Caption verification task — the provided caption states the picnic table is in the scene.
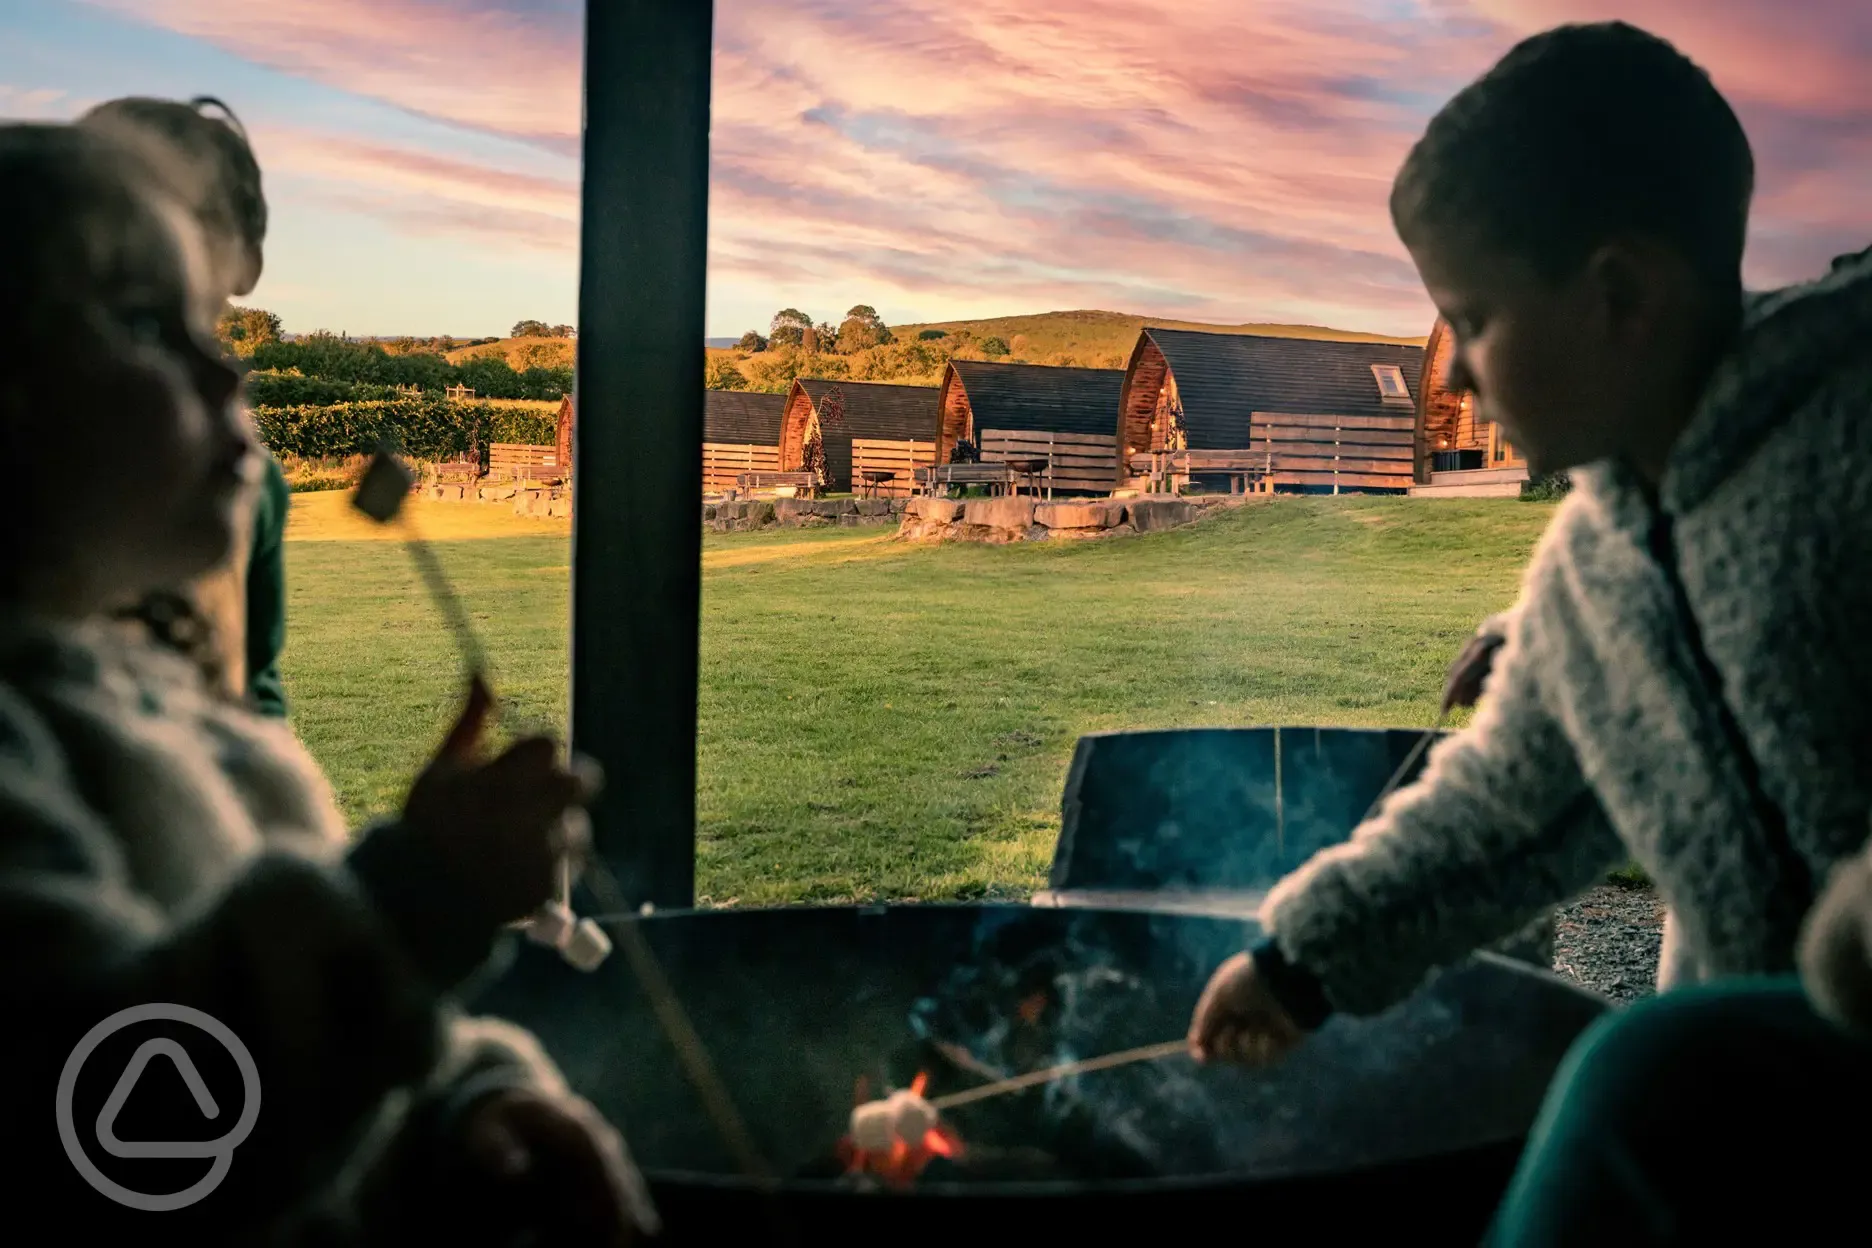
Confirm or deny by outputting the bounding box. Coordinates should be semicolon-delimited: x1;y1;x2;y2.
915;459;1050;499
735;470;816;497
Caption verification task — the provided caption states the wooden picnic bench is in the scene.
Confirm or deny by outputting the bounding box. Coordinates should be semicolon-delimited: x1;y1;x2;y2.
433;458;482;486
914;460;1048;498
735;470;816;497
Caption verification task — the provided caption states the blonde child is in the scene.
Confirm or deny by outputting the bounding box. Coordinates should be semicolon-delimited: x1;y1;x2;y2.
0;122;652;1245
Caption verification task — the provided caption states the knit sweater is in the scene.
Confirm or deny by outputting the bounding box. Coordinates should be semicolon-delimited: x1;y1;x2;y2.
0;614;605;1242
1259;244;1872;1017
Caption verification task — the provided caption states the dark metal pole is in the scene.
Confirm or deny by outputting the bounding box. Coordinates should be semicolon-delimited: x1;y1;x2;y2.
571;0;713;910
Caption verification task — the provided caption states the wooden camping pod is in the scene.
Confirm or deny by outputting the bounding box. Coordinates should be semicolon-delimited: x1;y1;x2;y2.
1114;328;1427;494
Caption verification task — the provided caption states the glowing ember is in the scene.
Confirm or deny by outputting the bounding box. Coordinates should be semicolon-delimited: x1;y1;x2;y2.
837;1071;966;1187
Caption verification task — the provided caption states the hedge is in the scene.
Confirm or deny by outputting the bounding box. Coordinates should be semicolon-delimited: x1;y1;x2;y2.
245;373;415;408
247;338;572;400
251;398;555;461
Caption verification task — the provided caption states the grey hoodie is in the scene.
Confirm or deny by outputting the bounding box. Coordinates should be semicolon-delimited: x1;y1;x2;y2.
1260;244;1872;1016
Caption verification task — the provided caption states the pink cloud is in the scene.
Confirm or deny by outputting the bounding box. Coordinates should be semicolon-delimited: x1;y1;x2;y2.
84;0;1870;332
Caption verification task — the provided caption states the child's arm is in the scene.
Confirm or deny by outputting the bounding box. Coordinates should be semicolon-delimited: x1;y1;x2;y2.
1257;607;1627;1017
0;687;551;1234
244;450;290;718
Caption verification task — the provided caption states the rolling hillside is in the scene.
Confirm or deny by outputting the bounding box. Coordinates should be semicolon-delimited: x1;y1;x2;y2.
451;310;1426;393
890;309;1426;363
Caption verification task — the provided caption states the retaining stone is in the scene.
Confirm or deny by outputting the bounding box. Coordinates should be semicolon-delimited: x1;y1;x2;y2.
1127;500;1200;532
908;498;964;523
962;498;1036;531
1035;501;1120;529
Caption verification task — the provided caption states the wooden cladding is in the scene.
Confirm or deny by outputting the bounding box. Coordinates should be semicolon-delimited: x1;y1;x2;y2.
702;441;780;493
979;428;1120;495
851;438;935;497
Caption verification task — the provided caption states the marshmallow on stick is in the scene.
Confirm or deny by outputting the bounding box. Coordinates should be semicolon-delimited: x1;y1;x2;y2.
849;1089;939;1150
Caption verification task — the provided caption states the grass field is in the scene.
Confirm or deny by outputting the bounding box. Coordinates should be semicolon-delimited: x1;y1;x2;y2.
282;491;1552;905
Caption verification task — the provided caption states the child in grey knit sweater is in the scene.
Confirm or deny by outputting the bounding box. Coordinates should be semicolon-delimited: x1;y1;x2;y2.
1191;22;1872;1064
0;121;652;1245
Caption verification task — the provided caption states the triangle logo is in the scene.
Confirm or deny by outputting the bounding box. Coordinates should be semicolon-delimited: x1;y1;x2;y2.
94;1039;224;1160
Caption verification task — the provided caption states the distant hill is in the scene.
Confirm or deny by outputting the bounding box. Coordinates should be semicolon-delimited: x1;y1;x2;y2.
889;310;1425;367
701;308;1428;393
447;337;576;370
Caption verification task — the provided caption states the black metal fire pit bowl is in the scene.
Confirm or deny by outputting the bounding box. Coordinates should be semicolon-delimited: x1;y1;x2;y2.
470;903;1608;1244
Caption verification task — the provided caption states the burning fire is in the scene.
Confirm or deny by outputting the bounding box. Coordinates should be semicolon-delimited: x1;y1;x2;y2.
837;1072;965;1186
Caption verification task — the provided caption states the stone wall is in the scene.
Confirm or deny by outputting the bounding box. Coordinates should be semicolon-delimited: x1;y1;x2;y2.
427;480;570;518
704;497;908;533
898;495;1244;543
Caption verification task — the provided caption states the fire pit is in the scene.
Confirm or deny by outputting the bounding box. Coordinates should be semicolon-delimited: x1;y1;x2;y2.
472;903;1606;1242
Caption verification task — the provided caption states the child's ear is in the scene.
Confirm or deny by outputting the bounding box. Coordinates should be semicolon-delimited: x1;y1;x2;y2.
1585;237;1672;345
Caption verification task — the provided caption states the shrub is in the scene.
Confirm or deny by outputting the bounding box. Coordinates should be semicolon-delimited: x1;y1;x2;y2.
1521;470;1572;501
918;328;948;340
252;398;555;462
248;334;572;399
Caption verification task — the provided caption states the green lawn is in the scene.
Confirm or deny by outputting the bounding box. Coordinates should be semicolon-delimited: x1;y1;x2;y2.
282;492;1555;906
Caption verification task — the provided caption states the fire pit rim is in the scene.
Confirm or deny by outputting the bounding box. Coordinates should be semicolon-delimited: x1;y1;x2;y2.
560;903;1608;1194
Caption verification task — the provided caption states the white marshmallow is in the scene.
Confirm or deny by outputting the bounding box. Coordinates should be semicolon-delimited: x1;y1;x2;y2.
849;1100;895;1152
526;901;577;949
562;917;613;972
888;1091;937;1141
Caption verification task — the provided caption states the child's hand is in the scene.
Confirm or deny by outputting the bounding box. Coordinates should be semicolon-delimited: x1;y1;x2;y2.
455;1088;657;1247
1443;630;1506;713
1798;844;1872;1037
1187;952;1307;1067
403;677;599;929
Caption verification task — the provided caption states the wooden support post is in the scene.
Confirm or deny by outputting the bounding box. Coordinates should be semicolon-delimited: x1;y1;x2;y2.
569;0;712;910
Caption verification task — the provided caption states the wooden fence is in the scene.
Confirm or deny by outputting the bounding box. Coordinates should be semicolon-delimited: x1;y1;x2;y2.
979;429;1120;495
488;442;568;483
702;442;780;493
1248;412;1414;491
852;438;935;497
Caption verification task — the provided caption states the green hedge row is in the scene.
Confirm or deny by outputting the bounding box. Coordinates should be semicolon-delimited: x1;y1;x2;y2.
245;373;416;408
247;337;572;399
252;399;556;461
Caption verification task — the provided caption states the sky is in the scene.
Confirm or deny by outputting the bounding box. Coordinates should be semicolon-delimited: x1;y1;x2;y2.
2;1;1865;340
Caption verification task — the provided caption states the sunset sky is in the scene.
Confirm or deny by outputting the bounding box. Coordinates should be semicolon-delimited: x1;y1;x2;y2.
3;1;1865;340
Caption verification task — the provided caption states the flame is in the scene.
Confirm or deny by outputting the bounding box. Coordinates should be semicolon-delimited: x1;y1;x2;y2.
837;1071;965;1187
1016;992;1048;1025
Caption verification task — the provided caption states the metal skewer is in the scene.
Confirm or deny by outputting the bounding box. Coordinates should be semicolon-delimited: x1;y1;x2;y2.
927;1039;1191;1111
350;449;781;1202
1355;705;1450;830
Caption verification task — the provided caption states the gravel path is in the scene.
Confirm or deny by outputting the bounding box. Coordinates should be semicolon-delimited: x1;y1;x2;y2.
1551;884;1667;1003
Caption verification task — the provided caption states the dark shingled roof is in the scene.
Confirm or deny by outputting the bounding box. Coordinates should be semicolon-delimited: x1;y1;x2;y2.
947;361;1125;438
797;378;937;442
704;389;786;445
1144;329;1426;447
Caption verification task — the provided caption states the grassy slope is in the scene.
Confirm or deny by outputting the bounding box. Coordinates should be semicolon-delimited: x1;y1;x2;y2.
890;309;1426;358
282;491;1549;905
446;338;577;370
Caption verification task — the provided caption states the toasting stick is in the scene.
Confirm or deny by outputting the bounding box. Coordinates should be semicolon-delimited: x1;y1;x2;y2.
351;450;781;1197
351;450;610;970
1356;705;1451;829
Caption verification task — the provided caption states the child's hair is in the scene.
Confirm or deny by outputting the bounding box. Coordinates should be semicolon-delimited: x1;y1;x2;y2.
1390;22;1753;305
78;96;267;298
0;123;228;681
